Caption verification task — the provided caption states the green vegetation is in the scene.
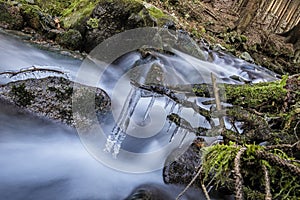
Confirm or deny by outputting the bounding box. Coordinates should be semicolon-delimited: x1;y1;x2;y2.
61;0;98;29
225;77;287;113
86;17;98;29
147;5;165;19
201;143;300;200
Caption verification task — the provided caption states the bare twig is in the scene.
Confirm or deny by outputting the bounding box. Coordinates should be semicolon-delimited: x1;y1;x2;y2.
130;80;212;122
211;73;225;128
262;164;272;200
265;141;300;150
294;121;300;140
176;166;210;200
0;67;65;78
234;147;247;200
167;113;208;135
201;182;211;200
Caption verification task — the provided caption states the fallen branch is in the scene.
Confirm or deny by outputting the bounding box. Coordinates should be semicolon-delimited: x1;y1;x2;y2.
211;73;225;128
0;66;65;78
130;80;212;122
167;113;208;135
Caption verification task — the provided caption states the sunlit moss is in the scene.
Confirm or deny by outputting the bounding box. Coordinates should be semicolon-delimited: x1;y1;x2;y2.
201;143;300;199
61;0;98;29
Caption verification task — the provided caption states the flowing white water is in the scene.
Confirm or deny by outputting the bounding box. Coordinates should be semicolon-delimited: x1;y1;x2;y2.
0;100;162;200
0;29;280;199
0;30;81;84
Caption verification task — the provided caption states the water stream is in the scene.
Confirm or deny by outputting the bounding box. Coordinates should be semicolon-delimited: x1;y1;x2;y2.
0;100;163;200
0;30;279;199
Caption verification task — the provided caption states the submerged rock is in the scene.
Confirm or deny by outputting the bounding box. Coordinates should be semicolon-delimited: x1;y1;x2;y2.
125;183;205;200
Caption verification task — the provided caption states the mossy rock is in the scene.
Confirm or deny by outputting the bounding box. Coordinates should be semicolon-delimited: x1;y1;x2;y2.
80;0;154;52
61;0;98;30
56;29;82;50
0;2;24;30
224;79;287;113
60;0;174;52
20;4;42;30
20;4;56;32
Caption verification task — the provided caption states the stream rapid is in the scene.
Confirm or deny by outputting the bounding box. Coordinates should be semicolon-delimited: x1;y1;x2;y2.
0;30;279;199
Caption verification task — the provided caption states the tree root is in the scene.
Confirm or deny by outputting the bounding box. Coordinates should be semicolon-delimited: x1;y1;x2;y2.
262;164;272;200
256;150;300;177
234;147;247;200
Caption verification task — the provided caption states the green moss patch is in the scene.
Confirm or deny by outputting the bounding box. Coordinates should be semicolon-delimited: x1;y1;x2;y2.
224;78;287;113
61;0;99;29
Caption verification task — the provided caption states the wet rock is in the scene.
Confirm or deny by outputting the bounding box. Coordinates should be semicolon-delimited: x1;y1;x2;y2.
125;183;205;200
56;29;82;50
81;0;155;52
62;0;174;52
20;4;55;32
240;51;254;62
163;138;203;185
0;77;110;126
0;2;24;30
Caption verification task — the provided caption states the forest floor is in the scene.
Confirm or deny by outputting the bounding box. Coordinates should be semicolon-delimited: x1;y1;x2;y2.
146;0;298;75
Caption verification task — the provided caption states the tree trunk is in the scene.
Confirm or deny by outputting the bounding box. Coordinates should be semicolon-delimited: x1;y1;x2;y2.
234;0;263;33
279;22;300;63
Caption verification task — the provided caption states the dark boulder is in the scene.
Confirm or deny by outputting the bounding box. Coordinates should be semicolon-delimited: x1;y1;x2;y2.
56;29;83;50
0;2;24;30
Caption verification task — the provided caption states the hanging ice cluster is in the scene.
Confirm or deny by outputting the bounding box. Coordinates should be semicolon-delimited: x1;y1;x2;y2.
104;87;141;158
103;81;193;158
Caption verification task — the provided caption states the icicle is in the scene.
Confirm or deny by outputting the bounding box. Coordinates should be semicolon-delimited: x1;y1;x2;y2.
166;121;173;133
112;131;127;158
112;88;135;131
193;99;198;117
112;143;121;159
103;134;116;153
106;86;142;158
169;101;176;113
179;130;189;148
176;105;183;115
169;127;179;142
164;97;171;109
142;94;156;122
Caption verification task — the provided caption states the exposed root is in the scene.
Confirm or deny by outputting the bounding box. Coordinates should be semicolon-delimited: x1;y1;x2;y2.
256;150;300;177
234;147;247;200
262;164;272;200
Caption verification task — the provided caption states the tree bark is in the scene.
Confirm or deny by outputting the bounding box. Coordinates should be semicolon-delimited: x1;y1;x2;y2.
234;0;263;33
